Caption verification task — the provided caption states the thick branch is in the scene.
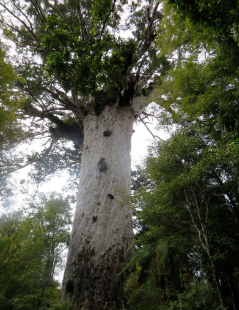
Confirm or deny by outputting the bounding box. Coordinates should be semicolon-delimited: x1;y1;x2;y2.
22;102;84;147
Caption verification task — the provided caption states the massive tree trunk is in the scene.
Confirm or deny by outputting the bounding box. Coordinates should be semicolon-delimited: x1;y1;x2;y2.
62;103;135;310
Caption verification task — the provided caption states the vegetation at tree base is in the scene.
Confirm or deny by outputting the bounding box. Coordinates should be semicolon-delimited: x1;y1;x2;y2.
0;194;72;310
1;0;239;309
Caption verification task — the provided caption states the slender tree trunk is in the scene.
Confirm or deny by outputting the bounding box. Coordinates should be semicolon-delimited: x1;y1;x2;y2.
184;194;225;310
226;272;239;310
208;253;225;310
62;104;135;310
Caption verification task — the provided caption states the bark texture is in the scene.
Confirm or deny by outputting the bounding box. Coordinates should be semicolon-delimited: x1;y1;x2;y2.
62;104;135;310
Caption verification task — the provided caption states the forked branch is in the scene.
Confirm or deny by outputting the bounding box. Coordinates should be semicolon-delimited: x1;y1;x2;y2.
138;115;162;140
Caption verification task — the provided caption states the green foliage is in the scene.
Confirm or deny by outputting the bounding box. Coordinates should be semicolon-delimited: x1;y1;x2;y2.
43;301;72;310
156;2;209;59
169;282;218;310
126;122;239;308
41;14;127;95
168;0;239;38
0;45;15;104
0;296;14;310
0;194;72;309
90;0;112;24
0;42;24;148
157;41;239;135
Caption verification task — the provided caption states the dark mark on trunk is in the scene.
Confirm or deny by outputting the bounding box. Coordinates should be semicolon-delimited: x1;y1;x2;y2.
66;279;74;293
103;130;113;137
108;193;115;199
97;158;108;172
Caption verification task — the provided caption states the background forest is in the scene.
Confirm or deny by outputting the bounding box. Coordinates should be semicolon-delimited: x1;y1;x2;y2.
1;0;239;309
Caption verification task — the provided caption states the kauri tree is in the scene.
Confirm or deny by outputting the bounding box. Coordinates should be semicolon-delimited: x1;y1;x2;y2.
0;1;167;309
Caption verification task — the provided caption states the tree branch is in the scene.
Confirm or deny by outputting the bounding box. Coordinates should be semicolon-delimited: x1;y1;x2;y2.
0;2;42;50
75;0;88;40
133;1;160;64
139;115;163;140
100;0;117;37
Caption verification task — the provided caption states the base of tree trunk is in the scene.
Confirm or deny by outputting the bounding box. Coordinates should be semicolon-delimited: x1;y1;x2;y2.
64;245;132;309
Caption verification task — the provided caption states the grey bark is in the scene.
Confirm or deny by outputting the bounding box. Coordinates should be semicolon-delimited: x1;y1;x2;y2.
62;104;135;310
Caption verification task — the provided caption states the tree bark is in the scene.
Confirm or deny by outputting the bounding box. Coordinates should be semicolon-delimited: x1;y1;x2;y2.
62;104;135;310
208;256;225;310
227;272;239;310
